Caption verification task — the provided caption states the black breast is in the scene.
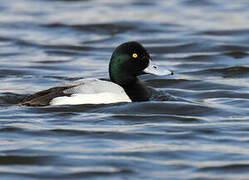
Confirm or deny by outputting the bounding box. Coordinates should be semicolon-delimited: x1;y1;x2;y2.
123;80;151;102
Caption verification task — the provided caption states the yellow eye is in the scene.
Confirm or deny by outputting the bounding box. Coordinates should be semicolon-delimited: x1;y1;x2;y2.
132;53;138;58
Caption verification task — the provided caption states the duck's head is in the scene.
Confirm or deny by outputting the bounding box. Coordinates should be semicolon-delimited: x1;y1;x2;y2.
109;41;173;86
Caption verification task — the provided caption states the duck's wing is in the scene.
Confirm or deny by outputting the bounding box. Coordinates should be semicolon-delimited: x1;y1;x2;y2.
20;79;131;106
19;79;99;106
19;85;75;106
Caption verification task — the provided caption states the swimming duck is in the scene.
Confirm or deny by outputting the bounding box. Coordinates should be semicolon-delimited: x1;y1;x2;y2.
20;41;173;106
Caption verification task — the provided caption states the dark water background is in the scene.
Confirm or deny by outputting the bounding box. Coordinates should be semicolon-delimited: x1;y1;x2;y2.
1;0;249;179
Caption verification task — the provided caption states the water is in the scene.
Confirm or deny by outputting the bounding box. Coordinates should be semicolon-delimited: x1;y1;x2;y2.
1;0;249;179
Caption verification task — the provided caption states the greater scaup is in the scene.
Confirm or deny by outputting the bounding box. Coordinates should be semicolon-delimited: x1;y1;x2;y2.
20;41;173;106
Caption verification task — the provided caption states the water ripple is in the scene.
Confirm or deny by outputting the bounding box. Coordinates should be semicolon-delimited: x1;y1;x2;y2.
1;0;249;179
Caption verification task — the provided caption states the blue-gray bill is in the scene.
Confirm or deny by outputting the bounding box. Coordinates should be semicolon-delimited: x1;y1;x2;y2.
143;60;173;76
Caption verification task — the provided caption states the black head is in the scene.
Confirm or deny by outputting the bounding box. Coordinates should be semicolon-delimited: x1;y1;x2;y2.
109;41;151;86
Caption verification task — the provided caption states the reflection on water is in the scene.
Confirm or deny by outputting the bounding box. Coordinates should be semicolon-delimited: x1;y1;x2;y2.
1;0;249;179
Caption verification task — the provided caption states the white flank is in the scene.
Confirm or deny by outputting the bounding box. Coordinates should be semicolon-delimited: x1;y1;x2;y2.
49;78;131;105
50;92;131;105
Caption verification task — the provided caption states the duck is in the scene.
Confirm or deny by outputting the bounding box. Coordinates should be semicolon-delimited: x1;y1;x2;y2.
20;41;173;106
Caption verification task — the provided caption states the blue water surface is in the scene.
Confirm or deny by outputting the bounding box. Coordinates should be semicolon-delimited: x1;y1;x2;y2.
1;0;249;179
